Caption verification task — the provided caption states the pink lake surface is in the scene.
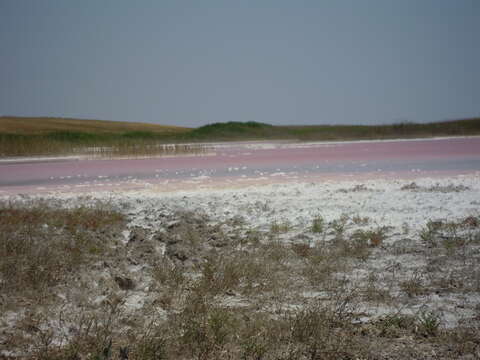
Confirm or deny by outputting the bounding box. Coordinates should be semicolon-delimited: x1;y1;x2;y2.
1;137;479;194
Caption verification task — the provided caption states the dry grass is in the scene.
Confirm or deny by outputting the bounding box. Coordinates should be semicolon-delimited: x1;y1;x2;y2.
2;116;480;158
0;200;125;306
0;134;209;158
0;116;189;135
0;116;200;158
1;199;480;359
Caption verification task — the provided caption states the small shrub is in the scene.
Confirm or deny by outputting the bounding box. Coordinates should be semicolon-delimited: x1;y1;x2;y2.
462;216;479;228
401;182;420;191
363;272;392;303
400;272;426;297
416;309;441;337
377;313;416;337
311;215;325;233
153;258;186;290
329;215;349;239
352;214;370;226
270;219;291;234
287;300;369;359
419;220;442;247
302;249;338;286
351;227;388;248
173;294;237;359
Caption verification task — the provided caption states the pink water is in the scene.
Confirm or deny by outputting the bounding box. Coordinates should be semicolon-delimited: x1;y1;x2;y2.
1;137;479;194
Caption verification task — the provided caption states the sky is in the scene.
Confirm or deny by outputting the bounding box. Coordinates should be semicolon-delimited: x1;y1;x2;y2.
1;0;479;127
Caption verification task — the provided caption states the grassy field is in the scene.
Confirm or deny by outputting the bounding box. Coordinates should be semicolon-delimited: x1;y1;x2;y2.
1;116;479;157
0;117;200;158
0;116;189;135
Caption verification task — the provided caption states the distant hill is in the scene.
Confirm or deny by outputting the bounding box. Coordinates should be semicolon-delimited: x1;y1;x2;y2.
187;121;277;140
1;115;479;142
185;118;480;141
0;116;190;135
1;116;479;157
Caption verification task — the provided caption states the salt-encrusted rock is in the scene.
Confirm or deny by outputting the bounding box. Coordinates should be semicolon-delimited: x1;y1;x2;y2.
128;227;147;244
165;243;190;262
114;275;135;290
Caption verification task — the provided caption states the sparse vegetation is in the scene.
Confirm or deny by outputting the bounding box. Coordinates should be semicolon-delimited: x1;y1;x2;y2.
0;131;209;158
1;116;480;157
400;272;427;297
0;200;125;303
417;309;442;337
401;182;471;193
269;219;291;234
1;193;479;359
351;226;389;247
311;215;325;234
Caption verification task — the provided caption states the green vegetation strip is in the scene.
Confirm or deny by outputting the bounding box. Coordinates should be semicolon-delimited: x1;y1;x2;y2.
1;118;479;157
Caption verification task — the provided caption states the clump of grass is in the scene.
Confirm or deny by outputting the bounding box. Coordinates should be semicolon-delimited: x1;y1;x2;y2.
0;200;125;304
329;214;349;239
311;215;325;234
462;215;479;228
301;245;342;286
376;313;417;338
419;220;443;247
153;258;186;290
352;214;370;226
287;298;369;359
12;290;127;360
363;272;392;303
337;184;371;193
167;291;239;359
194;249;276;296
373;310;442;339
400;272;427;297
416;309;442;337
351;227;388;248
269;219;291;234
401;182;421;191
401;182;470;193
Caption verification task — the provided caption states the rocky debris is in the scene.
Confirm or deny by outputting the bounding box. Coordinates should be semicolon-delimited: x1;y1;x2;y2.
152;230;166;242
154;211;234;265
463;216;479;228
128;227;148;244
211;238;229;248
165;243;191;262
401;182;471;193
401;182;421;191
428;184;470;193
122;211;233;267
291;233;313;242
114;275;135;290
166;220;180;230
337;184;374;193
129;242;157;262
209;232;229;248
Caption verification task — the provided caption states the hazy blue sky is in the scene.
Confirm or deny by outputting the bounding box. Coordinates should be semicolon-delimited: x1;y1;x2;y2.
1;0;478;127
